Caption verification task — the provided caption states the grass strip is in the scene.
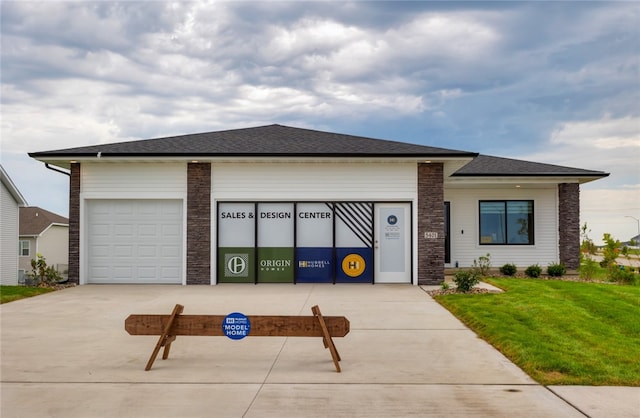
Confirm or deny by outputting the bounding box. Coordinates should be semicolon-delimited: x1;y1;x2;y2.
0;286;54;304
434;278;640;386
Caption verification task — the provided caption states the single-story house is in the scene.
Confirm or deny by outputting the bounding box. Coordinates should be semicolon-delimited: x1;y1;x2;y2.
19;207;69;281
29;124;608;285
1;165;28;285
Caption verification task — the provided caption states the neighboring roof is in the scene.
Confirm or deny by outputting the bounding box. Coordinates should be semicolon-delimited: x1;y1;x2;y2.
1;165;28;206
19;207;68;236
452;154;609;178
29;124;477;159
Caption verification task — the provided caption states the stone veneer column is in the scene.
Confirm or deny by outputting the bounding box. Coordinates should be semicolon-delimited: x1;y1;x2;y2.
186;163;211;284
558;183;580;270
68;163;80;284
417;163;445;285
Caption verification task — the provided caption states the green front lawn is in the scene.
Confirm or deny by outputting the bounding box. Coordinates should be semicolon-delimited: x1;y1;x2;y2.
434;278;640;386
0;286;54;304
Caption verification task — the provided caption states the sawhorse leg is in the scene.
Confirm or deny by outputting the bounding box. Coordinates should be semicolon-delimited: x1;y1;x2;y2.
145;304;183;371
312;305;342;372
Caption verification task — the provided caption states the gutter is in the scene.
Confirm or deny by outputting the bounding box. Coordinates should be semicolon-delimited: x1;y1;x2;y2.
45;163;70;176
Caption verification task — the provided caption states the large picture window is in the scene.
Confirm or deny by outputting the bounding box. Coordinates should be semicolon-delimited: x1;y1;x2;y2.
479;200;534;245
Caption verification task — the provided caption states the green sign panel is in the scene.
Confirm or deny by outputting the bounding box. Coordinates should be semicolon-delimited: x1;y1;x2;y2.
218;247;255;283
258;247;294;283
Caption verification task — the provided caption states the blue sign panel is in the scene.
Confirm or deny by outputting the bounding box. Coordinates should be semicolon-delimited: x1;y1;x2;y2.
222;312;251;340
335;248;373;283
295;247;333;283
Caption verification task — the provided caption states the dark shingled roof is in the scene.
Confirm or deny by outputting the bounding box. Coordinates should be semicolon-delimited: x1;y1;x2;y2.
452;154;609;178
20;207;68;236
29;124;476;158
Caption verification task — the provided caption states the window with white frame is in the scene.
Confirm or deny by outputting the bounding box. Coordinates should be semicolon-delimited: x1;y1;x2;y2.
19;240;30;256
479;200;534;245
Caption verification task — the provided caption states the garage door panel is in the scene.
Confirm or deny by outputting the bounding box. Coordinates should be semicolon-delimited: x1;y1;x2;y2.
138;267;158;279
90;267;109;280
162;224;181;237
114;224;134;237
87;200;183;284
114;245;134;257
90;224;110;236
137;245;157;257
139;225;159;237
113;266;133;277
161;245;181;257
161;267;181;277
90;245;110;257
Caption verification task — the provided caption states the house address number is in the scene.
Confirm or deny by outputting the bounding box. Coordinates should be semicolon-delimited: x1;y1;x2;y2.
424;232;438;239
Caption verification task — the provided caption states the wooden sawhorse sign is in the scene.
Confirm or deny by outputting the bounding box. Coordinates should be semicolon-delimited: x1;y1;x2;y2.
125;304;350;372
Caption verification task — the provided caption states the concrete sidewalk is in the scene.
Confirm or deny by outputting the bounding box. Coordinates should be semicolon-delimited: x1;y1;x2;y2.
1;284;637;417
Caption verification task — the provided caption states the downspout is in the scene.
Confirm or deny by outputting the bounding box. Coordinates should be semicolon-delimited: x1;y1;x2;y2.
45;163;71;176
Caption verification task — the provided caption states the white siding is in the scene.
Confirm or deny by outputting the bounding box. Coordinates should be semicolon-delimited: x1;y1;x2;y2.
82;163;187;198
212;162;417;201
445;187;558;268
38;225;69;272
1;183;19;284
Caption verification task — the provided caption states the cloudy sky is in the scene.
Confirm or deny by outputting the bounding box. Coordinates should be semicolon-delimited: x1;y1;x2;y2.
1;1;638;244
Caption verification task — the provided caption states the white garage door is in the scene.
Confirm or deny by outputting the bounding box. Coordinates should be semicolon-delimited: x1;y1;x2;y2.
87;200;183;284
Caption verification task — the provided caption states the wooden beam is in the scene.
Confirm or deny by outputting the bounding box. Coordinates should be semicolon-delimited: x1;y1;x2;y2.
127;305;349;372
126;314;350;337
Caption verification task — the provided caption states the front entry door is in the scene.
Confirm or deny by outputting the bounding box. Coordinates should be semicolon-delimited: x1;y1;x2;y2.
374;203;411;283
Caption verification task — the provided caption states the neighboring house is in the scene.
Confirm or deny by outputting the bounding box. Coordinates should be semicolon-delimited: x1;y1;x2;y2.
18;207;69;281
626;234;640;248
29;124;608;286
1;165;28;285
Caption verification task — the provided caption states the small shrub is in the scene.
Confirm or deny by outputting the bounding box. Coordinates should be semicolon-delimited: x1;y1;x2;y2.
499;263;517;276
547;263;566;277
472;253;491;277
453;270;479;292
441;281;450;290
580;255;599;281
525;264;542;278
26;254;63;287
610;265;637;284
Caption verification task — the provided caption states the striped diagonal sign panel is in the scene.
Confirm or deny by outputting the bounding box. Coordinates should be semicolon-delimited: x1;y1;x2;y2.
328;202;373;248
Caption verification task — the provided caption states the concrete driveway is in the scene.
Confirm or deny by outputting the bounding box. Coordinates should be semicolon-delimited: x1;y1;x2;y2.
1;284;636;417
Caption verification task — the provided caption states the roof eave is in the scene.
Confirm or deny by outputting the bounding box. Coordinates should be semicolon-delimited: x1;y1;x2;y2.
448;173;609;185
32;153;479;170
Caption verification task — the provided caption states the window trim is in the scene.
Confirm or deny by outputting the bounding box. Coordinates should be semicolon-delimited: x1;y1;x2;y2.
19;240;30;257
478;200;534;246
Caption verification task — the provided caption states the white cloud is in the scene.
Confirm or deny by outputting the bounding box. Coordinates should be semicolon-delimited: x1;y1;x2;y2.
551;116;640;149
515;115;640;244
516;116;640;186
1;1;638;223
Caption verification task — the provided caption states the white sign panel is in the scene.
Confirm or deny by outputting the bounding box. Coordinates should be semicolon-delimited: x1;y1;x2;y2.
379;207;405;272
218;203;255;247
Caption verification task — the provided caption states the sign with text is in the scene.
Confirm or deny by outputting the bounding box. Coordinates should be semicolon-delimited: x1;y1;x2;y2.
380;207;405;272
218;203;255;283
258;203;294;282
296;203;334;283
222;312;251;340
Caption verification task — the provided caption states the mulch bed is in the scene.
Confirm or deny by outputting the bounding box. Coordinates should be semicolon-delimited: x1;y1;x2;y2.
426;287;495;296
426;274;616;296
